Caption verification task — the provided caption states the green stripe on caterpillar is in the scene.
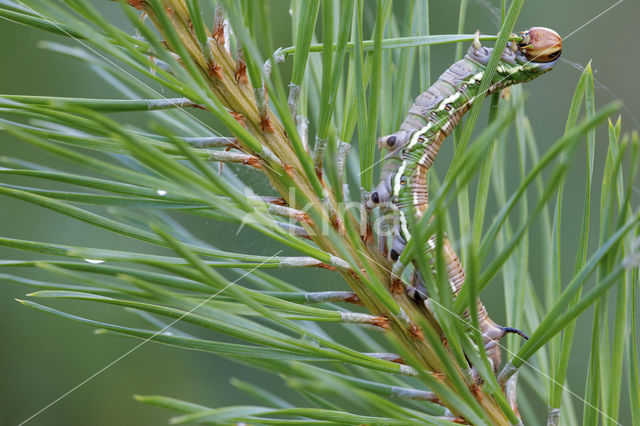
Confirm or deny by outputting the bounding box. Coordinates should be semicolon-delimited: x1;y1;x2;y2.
367;27;562;370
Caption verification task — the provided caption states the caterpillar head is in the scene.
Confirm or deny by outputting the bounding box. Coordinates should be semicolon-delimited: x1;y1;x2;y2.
519;27;562;63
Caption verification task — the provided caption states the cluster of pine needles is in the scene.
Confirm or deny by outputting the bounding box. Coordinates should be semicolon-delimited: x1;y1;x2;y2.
0;1;638;424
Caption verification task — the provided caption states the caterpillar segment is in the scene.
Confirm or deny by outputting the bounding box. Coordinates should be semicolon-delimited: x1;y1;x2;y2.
407;234;529;371
366;28;561;371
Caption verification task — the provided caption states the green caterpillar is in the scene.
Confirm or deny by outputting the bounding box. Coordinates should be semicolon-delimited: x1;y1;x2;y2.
367;27;562;370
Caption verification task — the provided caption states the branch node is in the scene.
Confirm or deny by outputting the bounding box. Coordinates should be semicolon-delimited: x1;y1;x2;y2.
398;364;418;376
408;322;424;340
498;361;519;387
235;47;248;84
547;407;561;426
313;135;327;177
296;115;309;152
336;141;350;183
329;255;351;271
389;278;404;294
207;62;222;80
213;5;226;44
287;83;302;118
127;0;145;10
229;110;245;126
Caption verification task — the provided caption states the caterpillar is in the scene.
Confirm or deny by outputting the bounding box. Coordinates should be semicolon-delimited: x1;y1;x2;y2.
367;27;562;370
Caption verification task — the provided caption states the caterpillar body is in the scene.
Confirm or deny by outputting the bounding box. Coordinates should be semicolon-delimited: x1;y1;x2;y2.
367;28;562;370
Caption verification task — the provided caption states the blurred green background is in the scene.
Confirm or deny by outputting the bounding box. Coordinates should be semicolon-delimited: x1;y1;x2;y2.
1;0;638;424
